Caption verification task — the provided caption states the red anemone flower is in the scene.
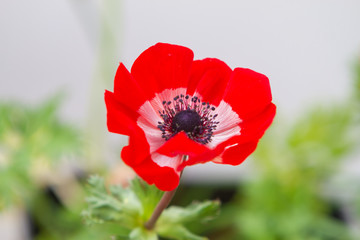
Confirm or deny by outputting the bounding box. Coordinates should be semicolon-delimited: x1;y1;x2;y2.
105;43;276;191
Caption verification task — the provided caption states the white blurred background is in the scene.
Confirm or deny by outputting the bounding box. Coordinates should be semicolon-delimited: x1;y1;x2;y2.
2;0;360;121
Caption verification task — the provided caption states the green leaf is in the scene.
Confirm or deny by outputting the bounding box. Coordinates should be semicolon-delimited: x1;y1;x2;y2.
157;224;207;240
82;175;141;229
157;200;220;240
130;176;163;220
160;200;220;224
129;227;158;240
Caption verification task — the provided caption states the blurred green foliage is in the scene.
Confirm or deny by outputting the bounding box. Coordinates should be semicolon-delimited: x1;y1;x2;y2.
0;95;81;209
0;96;124;240
232;107;356;240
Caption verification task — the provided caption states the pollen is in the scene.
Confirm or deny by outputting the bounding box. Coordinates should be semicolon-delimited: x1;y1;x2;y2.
157;94;219;144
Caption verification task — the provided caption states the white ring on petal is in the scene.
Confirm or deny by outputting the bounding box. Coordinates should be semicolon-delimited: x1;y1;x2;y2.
137;88;187;153
206;100;242;149
151;153;182;174
137;88;242;167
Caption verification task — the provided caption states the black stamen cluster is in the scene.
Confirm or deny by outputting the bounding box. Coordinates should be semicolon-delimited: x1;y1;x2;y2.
157;94;219;144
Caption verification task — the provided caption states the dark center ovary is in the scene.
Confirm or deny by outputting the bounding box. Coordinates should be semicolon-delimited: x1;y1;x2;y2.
171;109;201;133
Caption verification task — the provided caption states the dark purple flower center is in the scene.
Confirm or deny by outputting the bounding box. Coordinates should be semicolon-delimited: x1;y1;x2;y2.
157;94;219;144
171;109;201;133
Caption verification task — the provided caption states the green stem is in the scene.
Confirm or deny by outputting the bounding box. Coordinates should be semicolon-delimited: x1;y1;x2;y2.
144;187;177;230
144;156;186;230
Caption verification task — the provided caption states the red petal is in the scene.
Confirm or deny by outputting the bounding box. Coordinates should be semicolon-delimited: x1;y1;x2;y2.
121;126;150;166
224;68;273;120
187;58;232;106
113;63;146;111
135;158;180;191
104;90;138;136
121;126;180;191
131;43;194;99
177;146;222;171
238;103;276;143
213;141;258;165
156;132;209;157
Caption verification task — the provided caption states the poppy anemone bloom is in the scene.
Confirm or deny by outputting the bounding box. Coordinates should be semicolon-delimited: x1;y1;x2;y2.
105;43;276;191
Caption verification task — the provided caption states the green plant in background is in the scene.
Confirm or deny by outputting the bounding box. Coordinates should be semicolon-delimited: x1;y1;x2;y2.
0;96;90;240
0;96;121;240
0;95;81;209
235;108;355;240
83;176;220;240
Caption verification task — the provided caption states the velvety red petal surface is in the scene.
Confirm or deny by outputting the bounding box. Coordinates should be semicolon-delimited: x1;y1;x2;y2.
113;63;146;111
130;156;180;191
177;145;223;171
131;43;194;100
187;58;231;106
104;90;138;136
156;132;209;157
237;103;277;143
215;140;258;165
224;68;273;120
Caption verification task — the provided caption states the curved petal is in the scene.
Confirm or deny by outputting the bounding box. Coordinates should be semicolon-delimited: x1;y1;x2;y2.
224;68;273;120
113;63;147;111
129;155;181;191
131;43;194;99
212;140;258;165
187;58;232;106
237;103;276;143
104;90;138;136
156;132;209;157
177;144;223;171
121;126;151;166
121;126;180;191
